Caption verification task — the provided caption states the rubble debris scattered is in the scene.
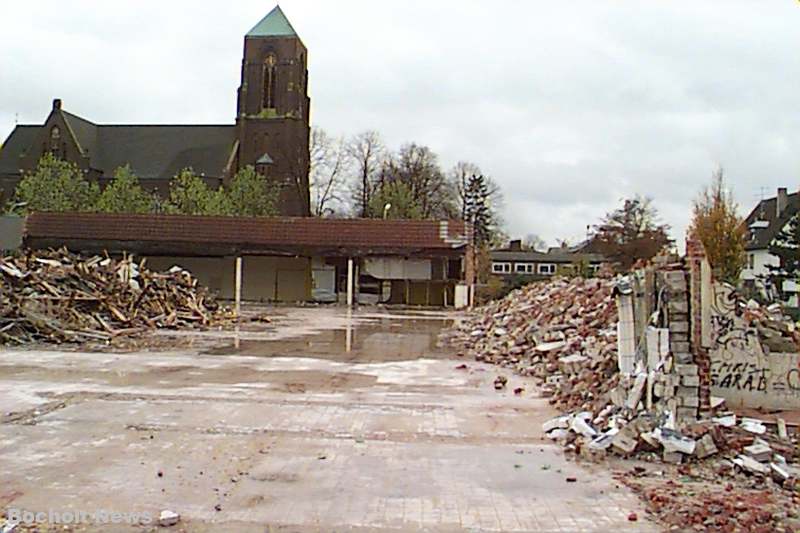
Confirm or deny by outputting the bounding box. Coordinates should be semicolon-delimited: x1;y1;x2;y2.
158;510;181;527
444;270;800;530
1;249;233;345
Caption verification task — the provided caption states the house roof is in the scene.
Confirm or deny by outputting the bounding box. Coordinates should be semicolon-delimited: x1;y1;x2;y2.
24;213;470;257
0;126;40;175
742;191;799;251
491;249;605;263
0;109;236;181
247;6;298;38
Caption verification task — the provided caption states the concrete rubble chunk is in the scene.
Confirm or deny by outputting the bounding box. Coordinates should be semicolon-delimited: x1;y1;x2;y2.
535;340;567;352
777;418;788;440
158;510;181;527
1;521;19;533
588;428;618;451
771;462;792;482
740;418;767;434
734;454;770;475
655;428;696;455
611;426;639;455
570;412;598;438
744;442;772;462
694;433;718;459
626;373;647;410
542;416;570;433
546;429;569;441
713;413;736;427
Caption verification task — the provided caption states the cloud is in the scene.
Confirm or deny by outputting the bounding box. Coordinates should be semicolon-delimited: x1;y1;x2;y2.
2;1;799;248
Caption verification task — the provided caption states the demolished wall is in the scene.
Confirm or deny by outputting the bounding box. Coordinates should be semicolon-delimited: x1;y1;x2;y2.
709;282;800;410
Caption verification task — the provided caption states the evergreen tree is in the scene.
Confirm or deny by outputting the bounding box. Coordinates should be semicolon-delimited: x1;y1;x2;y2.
10;153;99;213
767;212;800;298
464;174;493;246
95;165;156;214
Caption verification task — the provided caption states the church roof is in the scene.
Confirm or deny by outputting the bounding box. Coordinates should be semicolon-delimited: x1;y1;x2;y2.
0;108;236;181
246;6;298;38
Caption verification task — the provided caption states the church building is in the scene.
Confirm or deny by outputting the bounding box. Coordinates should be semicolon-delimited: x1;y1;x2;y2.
0;6;310;216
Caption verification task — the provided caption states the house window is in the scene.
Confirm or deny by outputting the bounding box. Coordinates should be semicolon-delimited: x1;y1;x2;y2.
514;263;534;274
492;262;511;274
538;263;556;275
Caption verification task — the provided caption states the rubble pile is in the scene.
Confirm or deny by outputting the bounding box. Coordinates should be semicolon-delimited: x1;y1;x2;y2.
0;249;231;344
446;276;620;412
743;299;800;354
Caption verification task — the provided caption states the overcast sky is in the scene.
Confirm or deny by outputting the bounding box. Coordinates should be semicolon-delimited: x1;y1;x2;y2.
2;1;799;247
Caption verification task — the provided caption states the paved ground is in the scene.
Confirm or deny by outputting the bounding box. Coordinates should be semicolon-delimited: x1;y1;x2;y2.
0;307;659;532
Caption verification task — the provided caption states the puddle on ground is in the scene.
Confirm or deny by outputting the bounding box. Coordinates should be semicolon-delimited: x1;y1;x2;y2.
203;315;454;363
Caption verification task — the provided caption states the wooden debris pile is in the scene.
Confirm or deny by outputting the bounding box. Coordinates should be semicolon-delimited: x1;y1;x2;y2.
1;249;231;344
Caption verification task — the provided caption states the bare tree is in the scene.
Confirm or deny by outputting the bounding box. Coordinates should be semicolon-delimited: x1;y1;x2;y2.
346;131;384;217
382;143;455;219
309;127;350;217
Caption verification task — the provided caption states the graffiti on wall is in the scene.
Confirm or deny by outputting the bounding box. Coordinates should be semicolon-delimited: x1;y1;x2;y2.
709;283;760;358
709;283;800;406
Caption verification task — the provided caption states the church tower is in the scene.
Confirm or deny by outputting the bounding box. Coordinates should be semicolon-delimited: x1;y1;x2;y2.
235;6;310;216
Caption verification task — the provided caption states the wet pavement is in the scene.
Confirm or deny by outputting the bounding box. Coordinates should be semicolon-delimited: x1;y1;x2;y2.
0;306;658;532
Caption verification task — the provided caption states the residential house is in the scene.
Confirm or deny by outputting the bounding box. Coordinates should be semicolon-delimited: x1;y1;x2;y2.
741;187;799;304
490;240;605;280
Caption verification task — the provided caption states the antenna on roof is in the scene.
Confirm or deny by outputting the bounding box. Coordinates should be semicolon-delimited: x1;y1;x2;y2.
14;113;18;125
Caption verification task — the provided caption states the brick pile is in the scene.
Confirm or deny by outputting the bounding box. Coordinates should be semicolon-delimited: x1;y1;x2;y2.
444;273;800;521
445;276;620;412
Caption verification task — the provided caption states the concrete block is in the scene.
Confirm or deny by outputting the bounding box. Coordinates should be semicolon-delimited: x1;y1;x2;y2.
670;321;689;333
675;364;698;376
611;429;638;455
681;375;700;387
676;406;697;420
678;395;699;408
670;341;690;353
677;385;699;397
668;300;689;313
670;332;689;342
744;443;772;462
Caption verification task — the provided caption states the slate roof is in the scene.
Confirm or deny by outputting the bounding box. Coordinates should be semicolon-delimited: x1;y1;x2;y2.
24;213;470;256
247;6;298;38
0;109;236;180
0;126;40;175
742;191;800;251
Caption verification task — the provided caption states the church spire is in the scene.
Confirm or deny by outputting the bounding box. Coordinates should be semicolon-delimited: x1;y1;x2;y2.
247;6;298;38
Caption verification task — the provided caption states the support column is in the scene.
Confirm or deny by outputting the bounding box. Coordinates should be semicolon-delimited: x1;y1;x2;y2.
346;258;354;307
234;256;243;316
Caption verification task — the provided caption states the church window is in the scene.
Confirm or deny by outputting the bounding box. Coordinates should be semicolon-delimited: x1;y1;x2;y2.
262;53;277;110
49;126;62;157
